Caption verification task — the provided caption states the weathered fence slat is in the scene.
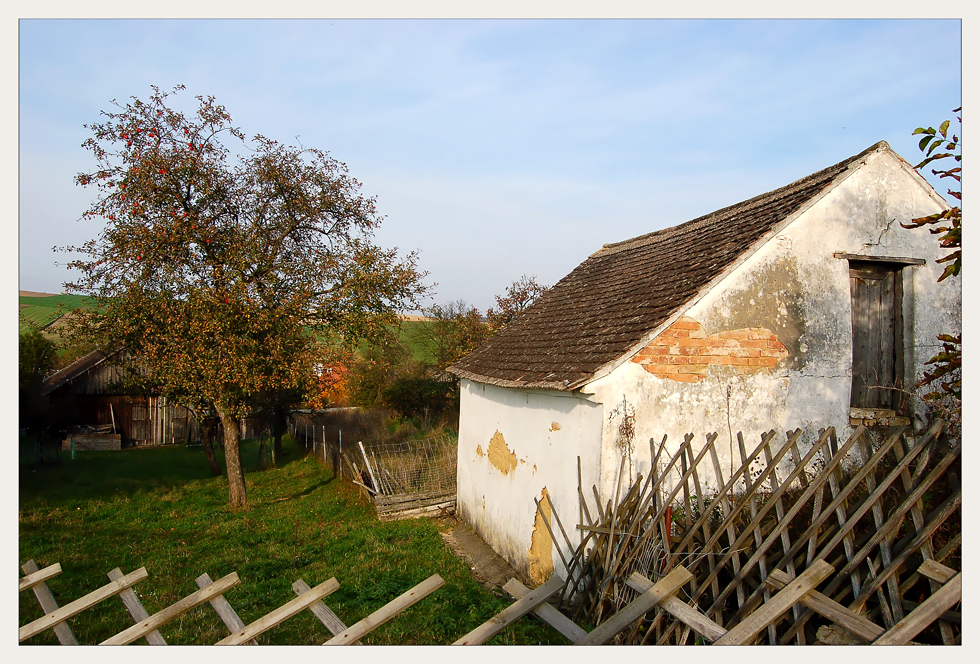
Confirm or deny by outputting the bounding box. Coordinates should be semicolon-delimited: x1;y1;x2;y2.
216;577;339;645
577;566;692;645
503;578;588;643
626;570;727;643
764;568;883;642
872;571;961;645
454;574;565;645
20;567;149;642
894;431;955;644
918;560;957;584
727;426;924;627
324;574;444;645
20;563;62;592
108;567;167;645
713;561;834;645
21;560;78;645
292;578;358;642
104;572;241;645
195;572;257;645
829;443;959;598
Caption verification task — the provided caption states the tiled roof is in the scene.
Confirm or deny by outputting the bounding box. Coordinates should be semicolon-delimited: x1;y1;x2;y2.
449;141;889;390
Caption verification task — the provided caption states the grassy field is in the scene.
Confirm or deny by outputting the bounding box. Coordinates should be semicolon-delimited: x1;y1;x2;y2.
18;293;96;336
18;435;563;645
19;292;436;364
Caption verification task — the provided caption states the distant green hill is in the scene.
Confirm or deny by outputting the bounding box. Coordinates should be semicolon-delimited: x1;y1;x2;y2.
18;293;96;336
19;292;438;367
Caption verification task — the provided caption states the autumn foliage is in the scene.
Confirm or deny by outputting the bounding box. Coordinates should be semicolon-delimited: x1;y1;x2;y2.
901;109;961;431
64;85;427;507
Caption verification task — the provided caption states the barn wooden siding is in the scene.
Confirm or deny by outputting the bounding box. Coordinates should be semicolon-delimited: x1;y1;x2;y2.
51;394;199;447
45;351;199;447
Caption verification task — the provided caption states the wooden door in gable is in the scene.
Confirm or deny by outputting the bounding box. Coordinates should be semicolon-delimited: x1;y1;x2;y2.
849;261;904;410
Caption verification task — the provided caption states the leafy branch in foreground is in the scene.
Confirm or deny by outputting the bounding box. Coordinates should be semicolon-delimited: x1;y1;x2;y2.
903;108;961;423
903;110;961;282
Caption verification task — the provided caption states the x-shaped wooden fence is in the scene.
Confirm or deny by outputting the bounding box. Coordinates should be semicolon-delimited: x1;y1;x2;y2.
20;554;959;645
19;559;442;646
554;421;961;644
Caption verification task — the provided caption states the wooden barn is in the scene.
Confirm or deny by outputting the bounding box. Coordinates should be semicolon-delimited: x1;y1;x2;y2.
41;348;199;447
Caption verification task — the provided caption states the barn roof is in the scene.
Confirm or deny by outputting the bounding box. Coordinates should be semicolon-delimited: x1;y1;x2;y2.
41;348;115;396
448;141;892;391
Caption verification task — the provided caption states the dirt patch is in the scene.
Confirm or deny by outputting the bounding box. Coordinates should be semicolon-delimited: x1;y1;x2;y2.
19;291;57;298
440;520;524;592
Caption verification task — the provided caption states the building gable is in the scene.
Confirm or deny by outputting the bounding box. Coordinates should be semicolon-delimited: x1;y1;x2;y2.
450;141;930;391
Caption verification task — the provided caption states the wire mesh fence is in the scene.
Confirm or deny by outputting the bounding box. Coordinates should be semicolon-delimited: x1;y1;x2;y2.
289;409;458;520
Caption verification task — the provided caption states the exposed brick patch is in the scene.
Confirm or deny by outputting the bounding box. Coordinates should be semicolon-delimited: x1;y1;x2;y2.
631;317;789;382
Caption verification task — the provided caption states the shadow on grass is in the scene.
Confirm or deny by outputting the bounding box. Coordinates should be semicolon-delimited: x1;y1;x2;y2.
266;477;336;504
18;434;314;506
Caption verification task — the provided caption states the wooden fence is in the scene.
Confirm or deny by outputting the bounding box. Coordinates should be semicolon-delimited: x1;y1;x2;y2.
551;421;961;644
289;410;457;521
21;555;959;646
20;558;444;646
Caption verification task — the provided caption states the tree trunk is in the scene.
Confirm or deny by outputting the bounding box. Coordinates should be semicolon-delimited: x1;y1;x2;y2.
216;404;247;508
200;417;222;476
272;405;287;460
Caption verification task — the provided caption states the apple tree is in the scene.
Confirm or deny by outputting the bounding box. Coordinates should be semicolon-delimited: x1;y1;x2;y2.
64;85;427;508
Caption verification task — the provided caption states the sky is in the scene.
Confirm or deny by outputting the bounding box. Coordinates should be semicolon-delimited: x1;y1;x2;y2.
16;16;963;313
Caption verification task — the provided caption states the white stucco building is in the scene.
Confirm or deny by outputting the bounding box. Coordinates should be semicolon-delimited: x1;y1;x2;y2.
448;141;960;584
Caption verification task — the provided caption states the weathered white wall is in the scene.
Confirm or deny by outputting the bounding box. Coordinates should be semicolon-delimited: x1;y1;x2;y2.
582;148;960;499
456;378;603;581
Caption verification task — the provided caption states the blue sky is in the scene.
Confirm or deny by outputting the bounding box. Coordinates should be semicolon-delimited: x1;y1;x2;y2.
17;17;963;311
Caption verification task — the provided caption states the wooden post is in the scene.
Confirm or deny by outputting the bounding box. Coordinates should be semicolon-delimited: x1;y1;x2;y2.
455;575;565;645
195;572;257;645
216;577;339;645
713;560;834;645
358;442;379;492
872;572;961;645
764;569;883;643
292;578;359;643
325;575;444;645
577;566;693;645
19;563;62;592
21;560;77;645
108;567;167;645
503;578;587;643
625;571;727;644
20;567;149;642
105;572;241;645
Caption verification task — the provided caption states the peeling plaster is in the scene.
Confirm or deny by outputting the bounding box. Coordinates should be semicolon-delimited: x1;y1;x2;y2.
475;444;484;457
487;430;518;475
527;487;554;585
550;421;562;432
631;317;789;382
706;255;806;369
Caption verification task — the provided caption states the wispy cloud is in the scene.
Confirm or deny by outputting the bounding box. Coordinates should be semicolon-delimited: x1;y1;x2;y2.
19;18;962;307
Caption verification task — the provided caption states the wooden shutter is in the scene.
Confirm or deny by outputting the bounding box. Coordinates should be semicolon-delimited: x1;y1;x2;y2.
849;262;903;409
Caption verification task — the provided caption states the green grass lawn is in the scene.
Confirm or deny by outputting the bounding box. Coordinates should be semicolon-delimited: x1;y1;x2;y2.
19;436;564;645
